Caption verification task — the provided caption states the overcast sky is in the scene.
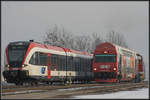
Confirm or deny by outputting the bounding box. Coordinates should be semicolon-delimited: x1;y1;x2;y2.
1;1;149;69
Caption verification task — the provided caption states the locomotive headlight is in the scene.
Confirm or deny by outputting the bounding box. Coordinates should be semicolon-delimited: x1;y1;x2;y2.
113;68;116;70
22;64;28;67
94;68;97;71
104;51;108;53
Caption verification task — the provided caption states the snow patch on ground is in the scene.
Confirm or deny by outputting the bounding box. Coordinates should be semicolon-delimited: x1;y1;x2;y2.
57;86;103;91
2;90;46;95
73;88;149;99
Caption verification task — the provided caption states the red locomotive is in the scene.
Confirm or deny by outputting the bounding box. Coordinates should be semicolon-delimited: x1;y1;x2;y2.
93;42;144;83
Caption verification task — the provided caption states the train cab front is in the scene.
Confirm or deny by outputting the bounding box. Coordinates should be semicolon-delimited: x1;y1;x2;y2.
93;53;118;82
93;42;119;82
3;41;30;84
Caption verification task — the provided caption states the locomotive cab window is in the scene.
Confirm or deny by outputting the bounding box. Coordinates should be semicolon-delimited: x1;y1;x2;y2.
94;54;116;63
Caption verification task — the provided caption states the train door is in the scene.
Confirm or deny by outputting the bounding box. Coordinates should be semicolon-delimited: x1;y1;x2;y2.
130;57;135;79
138;56;143;72
47;53;51;79
122;55;126;79
135;58;138;75
118;54;122;81
119;55;122;74
135;54;144;82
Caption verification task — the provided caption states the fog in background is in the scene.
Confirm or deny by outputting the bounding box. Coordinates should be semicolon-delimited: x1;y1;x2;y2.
1;1;149;80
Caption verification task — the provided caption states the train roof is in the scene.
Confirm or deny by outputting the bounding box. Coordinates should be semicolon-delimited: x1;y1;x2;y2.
101;42;137;54
70;49;93;57
8;41;30;45
8;41;93;57
95;42;143;57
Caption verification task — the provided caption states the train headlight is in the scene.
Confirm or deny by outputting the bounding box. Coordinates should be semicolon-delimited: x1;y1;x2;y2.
5;64;10;68
104;51;108;53
22;64;28;67
113;68;116;71
94;68;97;71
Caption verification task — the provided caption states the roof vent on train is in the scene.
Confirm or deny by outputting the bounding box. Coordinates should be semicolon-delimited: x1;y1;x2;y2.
29;40;34;42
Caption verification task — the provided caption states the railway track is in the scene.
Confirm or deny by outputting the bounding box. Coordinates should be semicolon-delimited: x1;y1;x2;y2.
2;82;106;94
2;81;96;89
2;81;148;97
52;82;148;98
1;81;132;91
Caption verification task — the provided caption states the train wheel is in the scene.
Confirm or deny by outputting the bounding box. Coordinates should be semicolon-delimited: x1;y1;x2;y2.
31;82;34;86
135;74;141;83
23;82;29;86
117;79;120;83
134;75;138;83
46;81;49;85
31;81;38;86
63;81;68;85
46;81;52;85
15;83;19;85
15;82;23;86
51;82;53;85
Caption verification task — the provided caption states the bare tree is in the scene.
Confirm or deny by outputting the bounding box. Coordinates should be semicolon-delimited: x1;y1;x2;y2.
74;35;91;52
105;30;128;48
90;32;103;52
43;24;61;47
58;26;74;49
43;25;93;52
43;25;75;49
43;25;128;53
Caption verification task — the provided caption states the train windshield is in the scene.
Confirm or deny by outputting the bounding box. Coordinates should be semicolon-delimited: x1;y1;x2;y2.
94;54;116;63
7;42;29;67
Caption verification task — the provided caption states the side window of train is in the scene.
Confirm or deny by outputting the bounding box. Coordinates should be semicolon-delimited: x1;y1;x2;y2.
74;57;78;71
90;58;93;72
39;52;48;66
57;55;65;71
81;58;84;71
86;58;90;72
67;56;73;71
57;55;60;70
29;52;40;65
51;54;57;70
61;55;65;70
58;55;61;70
75;57;80;71
79;58;82;72
57;55;64;71
81;58;83;71
29;52;48;66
